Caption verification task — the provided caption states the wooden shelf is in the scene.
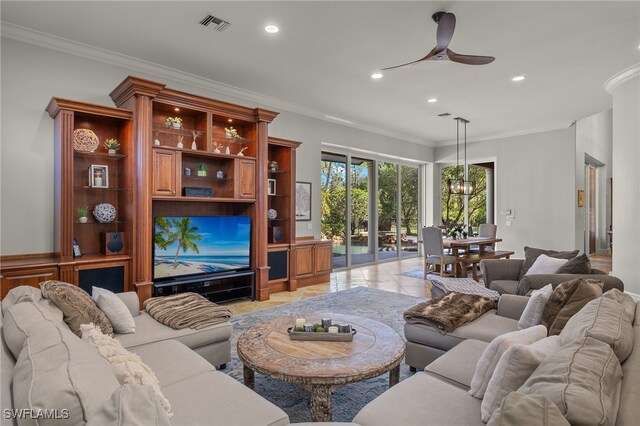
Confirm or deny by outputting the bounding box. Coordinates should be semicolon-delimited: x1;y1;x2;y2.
155;145;256;160
63;253;131;266
152;195;255;203
74;151;126;159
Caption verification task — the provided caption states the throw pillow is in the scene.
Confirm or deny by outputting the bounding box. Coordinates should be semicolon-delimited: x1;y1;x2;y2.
92;287;136;334
40;280;113;336
80;323;173;418
540;278;603;335
518;337;622;426
468;325;547;399
518;247;579;279
525;255;569;276
87;384;171;426
480;336;561;422
555;253;592;274
518;284;553;329
487;393;570;426
560;290;635;363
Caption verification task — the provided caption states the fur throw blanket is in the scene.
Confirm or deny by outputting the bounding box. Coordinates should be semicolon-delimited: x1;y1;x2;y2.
143;293;231;330
404;292;497;333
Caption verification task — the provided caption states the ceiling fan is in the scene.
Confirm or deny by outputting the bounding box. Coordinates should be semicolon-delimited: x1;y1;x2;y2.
382;12;495;70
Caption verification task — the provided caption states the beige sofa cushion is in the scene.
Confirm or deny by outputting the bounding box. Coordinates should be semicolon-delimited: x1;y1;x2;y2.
560;292;635;362
487;392;570;426
425;339;488;389
87;384;171;426
115;311;232;350
163;371;290;426
540;278;603;335
8;302;120;425
40;280;113;336
481;336;561;422
518;337;622;426
3;300;65;359
617;301;640;426
81;323;172;417
1;286;42;316
469;325;547;399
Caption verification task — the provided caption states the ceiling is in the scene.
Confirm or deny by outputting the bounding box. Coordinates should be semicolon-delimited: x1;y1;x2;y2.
2;1;639;146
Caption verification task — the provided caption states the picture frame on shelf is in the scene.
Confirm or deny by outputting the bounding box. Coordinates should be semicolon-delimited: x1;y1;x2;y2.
296;181;312;221
88;164;109;188
267;179;277;195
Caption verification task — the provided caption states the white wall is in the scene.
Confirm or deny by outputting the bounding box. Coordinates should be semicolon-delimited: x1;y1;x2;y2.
609;68;640;295
0;37;433;255
574;110;613;254
434;127;577;258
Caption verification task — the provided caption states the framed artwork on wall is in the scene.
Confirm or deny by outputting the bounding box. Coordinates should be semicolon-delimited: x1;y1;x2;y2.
296;181;312;221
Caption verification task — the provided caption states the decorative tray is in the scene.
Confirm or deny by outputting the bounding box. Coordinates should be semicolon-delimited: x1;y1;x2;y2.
287;327;357;342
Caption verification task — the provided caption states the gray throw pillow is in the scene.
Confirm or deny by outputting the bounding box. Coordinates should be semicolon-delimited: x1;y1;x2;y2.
555;253;591;274
519;247;579;279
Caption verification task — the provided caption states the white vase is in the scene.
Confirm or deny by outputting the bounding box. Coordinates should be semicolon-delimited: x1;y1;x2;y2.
225;146;231;155
225;131;233;138
177;142;184;149
172;123;181;129
79;217;87;223
154;139;161;146
108;149;116;155
191;141;197;150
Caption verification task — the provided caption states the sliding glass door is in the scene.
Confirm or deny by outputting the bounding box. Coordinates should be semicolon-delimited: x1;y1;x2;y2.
322;151;421;269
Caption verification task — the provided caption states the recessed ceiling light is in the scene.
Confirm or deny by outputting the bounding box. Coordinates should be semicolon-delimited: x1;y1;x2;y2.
265;25;279;33
227;119;233;123
371;73;383;79
427;98;438;103
174;107;180;112
512;75;525;82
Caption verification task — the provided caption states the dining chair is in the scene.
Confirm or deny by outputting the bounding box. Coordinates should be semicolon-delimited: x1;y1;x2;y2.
422;226;460;278
469;223;498;253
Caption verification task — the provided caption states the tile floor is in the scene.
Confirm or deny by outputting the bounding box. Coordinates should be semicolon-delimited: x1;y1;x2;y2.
225;254;612;315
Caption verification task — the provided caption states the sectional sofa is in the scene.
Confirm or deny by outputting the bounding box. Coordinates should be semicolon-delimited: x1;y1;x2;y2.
1;286;289;426
354;290;639;425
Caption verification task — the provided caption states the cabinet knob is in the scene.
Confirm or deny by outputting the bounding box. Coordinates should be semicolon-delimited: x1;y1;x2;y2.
172;191;176;195
74;269;79;272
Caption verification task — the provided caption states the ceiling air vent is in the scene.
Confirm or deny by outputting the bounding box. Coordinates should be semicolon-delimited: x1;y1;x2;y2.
438;113;452;118
200;14;230;32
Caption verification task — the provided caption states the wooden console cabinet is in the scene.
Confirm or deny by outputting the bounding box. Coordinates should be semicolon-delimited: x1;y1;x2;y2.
291;239;333;288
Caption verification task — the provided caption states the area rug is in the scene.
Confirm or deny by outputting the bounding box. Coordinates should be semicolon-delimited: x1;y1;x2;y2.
226;287;425;423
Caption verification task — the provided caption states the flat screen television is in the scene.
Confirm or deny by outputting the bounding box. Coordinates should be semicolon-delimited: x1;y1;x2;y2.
153;216;251;281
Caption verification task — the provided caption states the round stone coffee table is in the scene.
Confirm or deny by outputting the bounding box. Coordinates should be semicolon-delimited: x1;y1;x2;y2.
237;313;406;422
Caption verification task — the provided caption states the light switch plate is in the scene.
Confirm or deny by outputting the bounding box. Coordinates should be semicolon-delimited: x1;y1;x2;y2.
501;209;512;215
506;220;512;226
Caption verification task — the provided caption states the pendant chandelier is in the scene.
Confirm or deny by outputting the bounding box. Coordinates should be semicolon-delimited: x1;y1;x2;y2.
447;117;475;195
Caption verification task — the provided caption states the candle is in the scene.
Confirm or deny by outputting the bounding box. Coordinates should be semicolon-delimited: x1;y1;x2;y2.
321;318;332;329
295;318;306;328
328;326;339;333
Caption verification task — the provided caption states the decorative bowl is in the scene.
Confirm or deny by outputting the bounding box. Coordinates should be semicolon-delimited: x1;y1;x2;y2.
93;203;116;223
267;208;278;220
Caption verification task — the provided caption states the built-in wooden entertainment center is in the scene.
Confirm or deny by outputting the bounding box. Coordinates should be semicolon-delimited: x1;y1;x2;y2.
0;76;331;303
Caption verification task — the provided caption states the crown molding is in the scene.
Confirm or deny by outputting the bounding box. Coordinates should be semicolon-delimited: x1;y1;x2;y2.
1;22;430;147
604;63;640;94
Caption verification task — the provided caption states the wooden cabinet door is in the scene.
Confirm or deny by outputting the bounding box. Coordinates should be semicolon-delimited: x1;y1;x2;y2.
236;159;256;199
314;243;333;274
294;245;314;278
152;149;177;196
1;267;58;299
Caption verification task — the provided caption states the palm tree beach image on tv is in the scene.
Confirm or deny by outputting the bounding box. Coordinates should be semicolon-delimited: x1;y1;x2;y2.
153;216;251;280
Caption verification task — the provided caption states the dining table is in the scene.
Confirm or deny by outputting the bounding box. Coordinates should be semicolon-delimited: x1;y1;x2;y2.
443;236;502;256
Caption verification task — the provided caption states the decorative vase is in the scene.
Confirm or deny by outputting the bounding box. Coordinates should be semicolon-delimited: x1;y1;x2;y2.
177;142;184;149
154;139;160;146
93;203;116;223
216;170;224;179
213;148;221;154
267;208;278;220
108;149;116;155
172;123;181;130
225;131;232;138
79;217;87;224
191;141;197;150
271;167;277;172
225;146;231;155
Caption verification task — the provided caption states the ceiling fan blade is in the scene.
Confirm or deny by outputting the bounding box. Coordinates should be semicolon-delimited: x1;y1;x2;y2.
381;48;437;70
435;12;456;52
446;49;495;65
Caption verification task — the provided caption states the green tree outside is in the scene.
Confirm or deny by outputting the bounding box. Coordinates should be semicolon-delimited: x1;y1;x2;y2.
154;217;204;269
441;165;487;232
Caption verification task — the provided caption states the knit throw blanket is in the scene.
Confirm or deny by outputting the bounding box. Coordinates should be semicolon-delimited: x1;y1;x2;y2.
143;293;232;330
404;292;497;333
